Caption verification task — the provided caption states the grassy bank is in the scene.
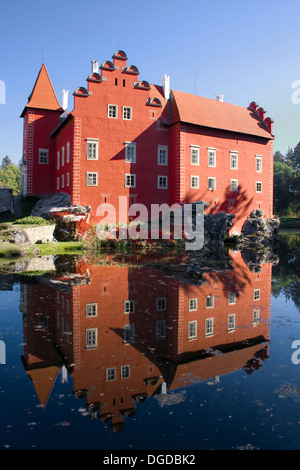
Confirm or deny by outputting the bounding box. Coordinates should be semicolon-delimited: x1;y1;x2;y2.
279;217;300;232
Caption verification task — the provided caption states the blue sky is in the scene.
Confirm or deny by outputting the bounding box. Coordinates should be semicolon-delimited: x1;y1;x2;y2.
1;0;300;164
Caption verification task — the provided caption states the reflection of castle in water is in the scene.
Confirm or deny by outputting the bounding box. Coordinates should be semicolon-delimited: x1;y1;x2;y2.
20;251;272;432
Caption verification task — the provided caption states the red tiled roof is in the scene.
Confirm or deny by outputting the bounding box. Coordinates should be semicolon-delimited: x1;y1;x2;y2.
21;64;63;116
170;90;273;139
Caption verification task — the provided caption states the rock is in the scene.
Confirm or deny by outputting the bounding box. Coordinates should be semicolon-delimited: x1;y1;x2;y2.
31;193;72;219
51;205;92;241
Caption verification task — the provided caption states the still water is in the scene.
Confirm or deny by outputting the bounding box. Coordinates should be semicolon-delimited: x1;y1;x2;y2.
0;234;299;451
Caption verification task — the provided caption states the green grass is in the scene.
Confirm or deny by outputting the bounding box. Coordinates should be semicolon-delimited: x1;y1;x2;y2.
37;241;85;255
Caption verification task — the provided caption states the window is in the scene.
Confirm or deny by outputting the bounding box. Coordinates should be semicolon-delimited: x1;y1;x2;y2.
86;303;98;317
56;177;60;190
124;300;135;314
228;314;236;332
121;365;130;379
122;106;132;120
108;104;117;118
57;151;60;170
254;289;260;301
253;308;260;326
67;172;70;187
125;174;136;187
206;295;214;308
230;179;238;192
191;146;200;165
188;320;197;340
230;152;238;169
156;297;166;311
158;176;168;189
38;149;49;164
86;328;98;348
66;142;70;163
124;324;135;344
256;181;262;193
106;368;116;381
125;143;136;163
191;175;199;189
189;298;198;311
61;174;65;188
228;292;236;305
62;146;65;166
208;148;216;167
156;320;166;340
158;145;168;165
256;156;262;172
208;177;216;190
86;172;98;186
87;139;99;160
205;318;214;336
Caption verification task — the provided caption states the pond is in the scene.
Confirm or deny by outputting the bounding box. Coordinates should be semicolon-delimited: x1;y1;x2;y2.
0;233;299;453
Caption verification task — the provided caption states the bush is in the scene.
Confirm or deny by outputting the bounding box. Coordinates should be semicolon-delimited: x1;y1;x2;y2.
12;216;52;225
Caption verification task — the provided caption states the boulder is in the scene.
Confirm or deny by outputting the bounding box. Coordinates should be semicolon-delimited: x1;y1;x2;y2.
31;193;72;219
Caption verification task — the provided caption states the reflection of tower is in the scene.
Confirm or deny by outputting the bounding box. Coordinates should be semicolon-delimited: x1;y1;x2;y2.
20;251;272;429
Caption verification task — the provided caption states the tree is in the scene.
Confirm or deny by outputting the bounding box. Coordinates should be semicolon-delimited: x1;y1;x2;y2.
0;164;20;195
274;150;285;163
273;161;296;215
290;141;300;171
1;155;12;168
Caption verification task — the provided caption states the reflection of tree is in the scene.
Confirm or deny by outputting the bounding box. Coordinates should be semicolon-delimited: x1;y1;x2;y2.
272;234;300;310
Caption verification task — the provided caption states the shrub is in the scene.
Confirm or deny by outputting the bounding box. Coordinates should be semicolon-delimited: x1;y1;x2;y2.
12;216;52;225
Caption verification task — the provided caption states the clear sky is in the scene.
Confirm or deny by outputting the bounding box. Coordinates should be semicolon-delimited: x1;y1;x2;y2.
1;0;300;164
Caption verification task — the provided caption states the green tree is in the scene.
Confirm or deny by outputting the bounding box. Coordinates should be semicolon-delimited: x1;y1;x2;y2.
1;155;12;168
273;161;296;215
274;150;285;163
0;164;20;195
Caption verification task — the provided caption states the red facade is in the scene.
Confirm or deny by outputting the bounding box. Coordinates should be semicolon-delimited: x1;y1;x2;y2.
20;50;274;234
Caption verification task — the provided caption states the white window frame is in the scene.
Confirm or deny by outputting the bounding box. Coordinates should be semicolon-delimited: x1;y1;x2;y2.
208;148;216;167
125;142;136;163
256;181;262;193
228;314;236;332
208;177;216;190
86;303;98;317
57;151;60;170
253;289;260;301
124;324;135;345
189;298;198;311
125;174;136;188
61;146;65;166
230;151;238;170
124;300;135;314
86;172;98;186
190;175;199;189
158;145;168;166
67;172;70;187
206;295;214;308
108;104;118;118
86;328;98;349
122;106;132;120
253;308;260;326
56;177;60;190
121;365;130;379
106;367;116;381
205;318;214;337
38;148;49;164
66;141;70;163
156;320;166;340
230;179;238;192
256;155;262;172
87;139;99;160
61;174;65;188
158;175;168;189
228;292;236;305
156;297;167;311
190;146;200;165
188;320;197;340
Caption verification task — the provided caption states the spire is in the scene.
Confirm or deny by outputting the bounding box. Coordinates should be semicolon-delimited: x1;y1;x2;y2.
21;64;63;116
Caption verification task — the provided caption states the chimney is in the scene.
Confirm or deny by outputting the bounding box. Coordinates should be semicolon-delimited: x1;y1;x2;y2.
216;94;224;102
162;74;170;100
91;59;99;74
62;89;69;110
